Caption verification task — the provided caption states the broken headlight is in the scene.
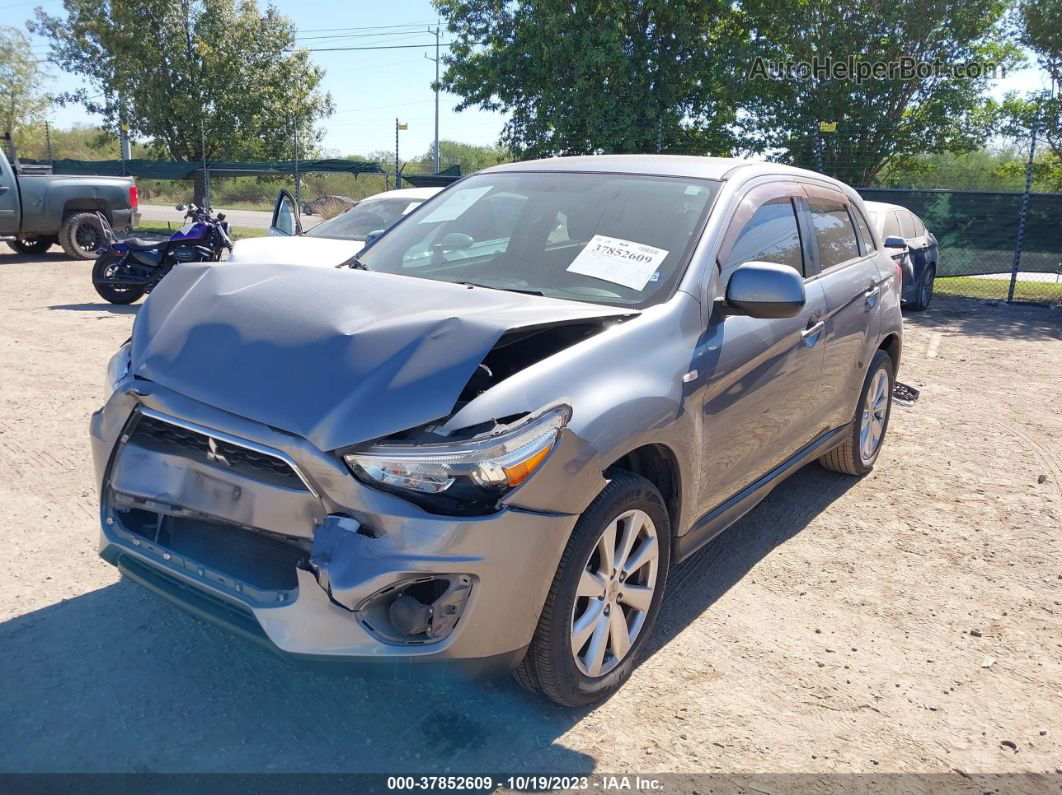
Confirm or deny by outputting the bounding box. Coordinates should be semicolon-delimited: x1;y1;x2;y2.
343;405;571;509
105;339;132;398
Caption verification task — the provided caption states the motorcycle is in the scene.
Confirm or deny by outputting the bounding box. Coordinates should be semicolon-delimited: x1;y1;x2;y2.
91;204;232;304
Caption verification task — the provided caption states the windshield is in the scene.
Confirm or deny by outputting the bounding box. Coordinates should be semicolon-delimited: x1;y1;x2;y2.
358;171;720;308
307;197;424;241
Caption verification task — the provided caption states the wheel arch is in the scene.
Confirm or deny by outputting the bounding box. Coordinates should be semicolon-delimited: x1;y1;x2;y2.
62;199;112;223
604;443;682;537
878;332;901;371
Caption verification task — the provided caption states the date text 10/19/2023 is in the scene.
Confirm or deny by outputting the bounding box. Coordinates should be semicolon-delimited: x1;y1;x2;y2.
386;775;665;791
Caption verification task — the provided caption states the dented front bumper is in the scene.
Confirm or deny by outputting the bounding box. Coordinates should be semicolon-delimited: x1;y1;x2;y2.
90;382;579;677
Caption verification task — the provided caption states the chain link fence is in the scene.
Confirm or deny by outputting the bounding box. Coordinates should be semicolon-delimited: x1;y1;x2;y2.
857;188;1062;305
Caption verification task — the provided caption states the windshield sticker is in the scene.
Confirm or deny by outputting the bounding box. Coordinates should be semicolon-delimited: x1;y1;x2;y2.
417;186;492;223
401;202;420;215
566;235;670;291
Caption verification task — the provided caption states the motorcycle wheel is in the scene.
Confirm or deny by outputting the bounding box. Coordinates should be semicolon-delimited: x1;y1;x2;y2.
93;252;146;305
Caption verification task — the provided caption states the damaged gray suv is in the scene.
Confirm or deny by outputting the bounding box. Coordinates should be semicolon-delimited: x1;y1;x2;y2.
92;155;903;706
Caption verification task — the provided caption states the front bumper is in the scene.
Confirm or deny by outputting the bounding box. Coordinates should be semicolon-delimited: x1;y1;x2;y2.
91;382;579;677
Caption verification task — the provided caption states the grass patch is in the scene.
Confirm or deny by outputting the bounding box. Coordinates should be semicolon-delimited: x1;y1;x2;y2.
935;276;1062;304
131;224;267;241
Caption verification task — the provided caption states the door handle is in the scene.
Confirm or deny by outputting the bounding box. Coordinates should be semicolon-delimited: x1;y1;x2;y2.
801;319;824;346
0;185;9;195
864;285;879;308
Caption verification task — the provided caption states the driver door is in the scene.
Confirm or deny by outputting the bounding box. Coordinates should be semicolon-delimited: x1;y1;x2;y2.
270;190;302;236
0;150;19;236
695;184;829;514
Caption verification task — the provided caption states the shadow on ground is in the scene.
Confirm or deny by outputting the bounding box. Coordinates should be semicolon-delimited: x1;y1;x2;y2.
0;465;855;773
903;295;1062;342
48;303;140;315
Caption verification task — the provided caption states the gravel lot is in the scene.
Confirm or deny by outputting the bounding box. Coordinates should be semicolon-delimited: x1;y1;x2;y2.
1;248;1060;780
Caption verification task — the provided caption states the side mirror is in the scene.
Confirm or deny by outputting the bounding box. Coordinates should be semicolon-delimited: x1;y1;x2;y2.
883;236;907;249
725;261;806;319
175;204;185;211
439;232;474;251
364;229;384;245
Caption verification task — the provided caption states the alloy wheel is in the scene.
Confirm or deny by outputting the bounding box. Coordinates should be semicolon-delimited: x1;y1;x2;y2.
570;508;659;677
859;368;890;463
75;222;101;253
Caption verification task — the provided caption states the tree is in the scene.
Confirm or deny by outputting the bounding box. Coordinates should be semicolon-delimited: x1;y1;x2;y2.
1012;0;1061;160
740;0;1019;185
0;24;50;138
31;0;333;202
434;0;751;158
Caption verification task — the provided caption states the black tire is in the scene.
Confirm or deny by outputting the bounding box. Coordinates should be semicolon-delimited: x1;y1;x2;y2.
819;349;895;476
906;264;936;311
513;469;671;707
92;252;145;305
60;212;108;260
8;235;57;255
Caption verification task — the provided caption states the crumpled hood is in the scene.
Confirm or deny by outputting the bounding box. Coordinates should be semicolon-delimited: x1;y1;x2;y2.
227;234;360;267
131;262;629;451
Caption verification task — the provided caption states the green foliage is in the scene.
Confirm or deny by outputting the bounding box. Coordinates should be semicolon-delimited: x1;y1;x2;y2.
741;0;1020;186
434;0;749;158
1010;0;1061;160
0;24;51;136
406;139;512;174
31;0;333;175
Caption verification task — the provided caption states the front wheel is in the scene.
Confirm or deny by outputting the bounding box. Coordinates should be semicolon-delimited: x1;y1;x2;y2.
8;235;57;255
819;349;894;476
92;252;145;305
513;469;671;707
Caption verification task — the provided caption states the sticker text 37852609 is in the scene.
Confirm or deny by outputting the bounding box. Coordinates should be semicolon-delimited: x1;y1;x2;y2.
566;235;670;291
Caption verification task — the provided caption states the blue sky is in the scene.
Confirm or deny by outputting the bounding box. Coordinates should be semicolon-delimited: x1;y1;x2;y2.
17;0;1054;159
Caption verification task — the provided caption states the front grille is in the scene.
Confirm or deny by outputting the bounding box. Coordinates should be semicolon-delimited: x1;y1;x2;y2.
131;413;307;491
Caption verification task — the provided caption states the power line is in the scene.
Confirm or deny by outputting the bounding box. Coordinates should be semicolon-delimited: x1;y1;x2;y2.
306;42;454;53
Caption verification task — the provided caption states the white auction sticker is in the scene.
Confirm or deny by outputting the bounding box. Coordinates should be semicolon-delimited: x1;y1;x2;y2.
566;235;670;291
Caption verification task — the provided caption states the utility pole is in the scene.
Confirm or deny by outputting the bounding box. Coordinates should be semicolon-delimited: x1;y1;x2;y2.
395;118;407;189
293;116;301;209
426;25;441;173
45;121;54;163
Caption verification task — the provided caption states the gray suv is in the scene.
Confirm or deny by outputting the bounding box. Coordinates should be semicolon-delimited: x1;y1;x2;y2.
91;155;902;706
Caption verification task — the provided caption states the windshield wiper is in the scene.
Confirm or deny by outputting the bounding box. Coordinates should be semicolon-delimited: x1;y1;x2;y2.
456;281;544;296
336;254;370;271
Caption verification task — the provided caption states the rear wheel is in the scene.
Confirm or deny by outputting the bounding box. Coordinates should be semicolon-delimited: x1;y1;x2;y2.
60;212;108;260
907;264;935;311
92;252;145;305
513;469;671;707
819;349;894;476
8;235;57;255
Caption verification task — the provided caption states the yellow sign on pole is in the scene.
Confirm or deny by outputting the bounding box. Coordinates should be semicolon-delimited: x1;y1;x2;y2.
397;122;409;131
819;121;837;133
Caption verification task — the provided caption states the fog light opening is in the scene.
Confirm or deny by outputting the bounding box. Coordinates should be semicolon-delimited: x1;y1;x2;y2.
356;575;472;645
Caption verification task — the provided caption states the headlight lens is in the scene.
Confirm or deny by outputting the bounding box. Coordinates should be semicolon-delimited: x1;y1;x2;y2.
105;340;132;397
343;405;571;500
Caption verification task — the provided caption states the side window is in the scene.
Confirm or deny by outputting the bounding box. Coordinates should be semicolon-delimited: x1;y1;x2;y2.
808;199;860;269
899;211;918;239
913;216;926;236
883;211;903;239
722;200;804;277
851;207;876;255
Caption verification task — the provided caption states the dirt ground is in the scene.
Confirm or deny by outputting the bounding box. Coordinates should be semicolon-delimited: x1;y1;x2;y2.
1;248;1060;782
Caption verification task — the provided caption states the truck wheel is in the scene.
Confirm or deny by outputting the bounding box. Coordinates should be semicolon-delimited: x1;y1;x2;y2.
513;469;671;707
92;252;144;305
60;212;108;260
819;349;894;476
8;235;57;255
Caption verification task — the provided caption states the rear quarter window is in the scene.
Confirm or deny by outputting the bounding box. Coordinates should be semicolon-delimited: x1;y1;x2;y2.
808;199;860;269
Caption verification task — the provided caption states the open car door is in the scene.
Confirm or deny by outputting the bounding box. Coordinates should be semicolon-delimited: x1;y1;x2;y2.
270;189;302;236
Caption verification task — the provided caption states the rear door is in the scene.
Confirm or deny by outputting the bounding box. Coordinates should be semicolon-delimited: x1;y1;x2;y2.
696;183;829;512
0;150;19;235
800;188;885;431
